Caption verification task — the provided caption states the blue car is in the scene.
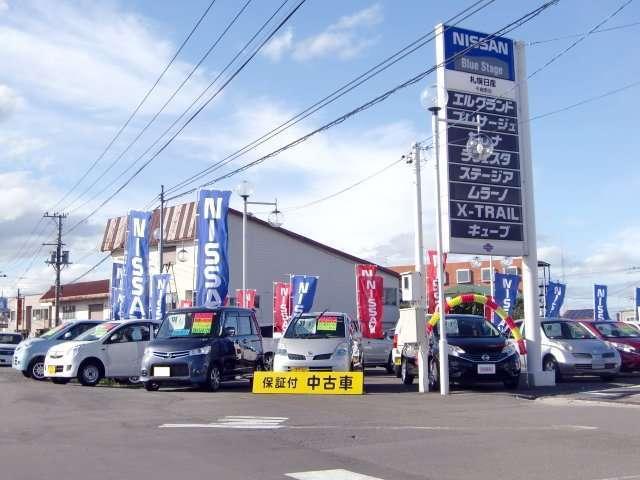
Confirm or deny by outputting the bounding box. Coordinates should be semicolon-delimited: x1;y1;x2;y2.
13;320;103;380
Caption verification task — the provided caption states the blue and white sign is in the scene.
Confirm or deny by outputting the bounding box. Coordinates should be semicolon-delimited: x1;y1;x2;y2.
492;272;520;333
195;190;231;307
122;211;151;319
435;24;528;256
0;296;8;312
110;262;124;320
150;273;171;321
290;275;319;316
594;284;611;321
545;281;566;318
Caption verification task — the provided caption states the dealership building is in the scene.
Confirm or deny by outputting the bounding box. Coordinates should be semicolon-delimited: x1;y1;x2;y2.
100;201;401;332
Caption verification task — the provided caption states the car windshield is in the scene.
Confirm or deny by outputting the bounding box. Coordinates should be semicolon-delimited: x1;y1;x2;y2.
38;323;69;339
542;321;595;340
284;314;346;339
592;322;640;339
75;322;120;342
0;333;22;344
156;311;219;339
433;316;501;338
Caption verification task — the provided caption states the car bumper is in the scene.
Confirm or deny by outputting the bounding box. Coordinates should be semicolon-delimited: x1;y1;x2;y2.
140;354;209;384
558;361;620;376
44;358;78;378
12;351;28;371
273;354;351;372
407;353;521;382
0;353;14;366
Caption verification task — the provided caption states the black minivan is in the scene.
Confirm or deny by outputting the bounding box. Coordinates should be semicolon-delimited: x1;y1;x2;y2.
140;307;265;392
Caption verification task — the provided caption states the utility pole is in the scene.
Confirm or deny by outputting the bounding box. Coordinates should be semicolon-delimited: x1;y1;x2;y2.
44;212;69;327
159;185;165;274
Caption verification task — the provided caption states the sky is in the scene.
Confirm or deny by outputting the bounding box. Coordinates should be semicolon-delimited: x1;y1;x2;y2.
0;0;639;314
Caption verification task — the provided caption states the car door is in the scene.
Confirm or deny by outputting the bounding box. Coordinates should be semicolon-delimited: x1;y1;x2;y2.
236;312;261;373
103;324;143;377
220;312;240;376
134;323;152;371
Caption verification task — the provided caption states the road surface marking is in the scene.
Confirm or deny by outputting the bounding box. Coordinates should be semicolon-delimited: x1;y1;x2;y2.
285;469;385;480
160;416;288;429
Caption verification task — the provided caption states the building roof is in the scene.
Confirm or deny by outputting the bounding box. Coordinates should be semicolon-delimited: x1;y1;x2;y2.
100;202;399;278
41;279;109;303
562;309;594;320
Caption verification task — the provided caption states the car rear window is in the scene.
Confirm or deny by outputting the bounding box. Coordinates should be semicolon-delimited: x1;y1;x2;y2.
157;311;219;338
0;334;21;344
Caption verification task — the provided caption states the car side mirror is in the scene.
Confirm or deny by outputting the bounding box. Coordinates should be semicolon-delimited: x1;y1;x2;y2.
63;332;73;340
223;326;236;337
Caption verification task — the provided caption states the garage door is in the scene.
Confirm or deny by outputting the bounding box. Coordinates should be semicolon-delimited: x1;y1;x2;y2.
88;304;104;320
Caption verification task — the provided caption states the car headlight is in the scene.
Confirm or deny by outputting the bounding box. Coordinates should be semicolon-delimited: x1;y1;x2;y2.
558;341;574;352
189;345;211;356
608;342;636;353
501;343;516;355
333;342;349;357
144;347;153;357
448;344;465;356
276;347;288;357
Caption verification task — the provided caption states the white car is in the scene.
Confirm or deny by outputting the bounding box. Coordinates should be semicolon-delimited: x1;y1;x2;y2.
44;319;159;386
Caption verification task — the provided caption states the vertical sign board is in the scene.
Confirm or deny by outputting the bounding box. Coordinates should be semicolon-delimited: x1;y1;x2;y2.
435;24;528;256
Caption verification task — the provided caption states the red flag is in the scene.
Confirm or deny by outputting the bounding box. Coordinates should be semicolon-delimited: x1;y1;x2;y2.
178;299;192;308
357;275;384;339
355;264;378;323
273;282;291;334
427;250;448;314
236;289;257;309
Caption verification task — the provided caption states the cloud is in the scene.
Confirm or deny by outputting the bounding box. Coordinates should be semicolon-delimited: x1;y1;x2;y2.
0;84;18;121
0;133;46;159
0;0;7;14
263;4;383;62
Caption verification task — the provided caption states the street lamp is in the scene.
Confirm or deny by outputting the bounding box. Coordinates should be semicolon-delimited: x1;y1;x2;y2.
421;84;450;396
235;180;284;294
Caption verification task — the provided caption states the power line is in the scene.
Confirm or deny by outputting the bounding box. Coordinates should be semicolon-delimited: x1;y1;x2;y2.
162;0;498;198
68;0;307;233
528;20;640;45
68;255;111;284
65;0;254;213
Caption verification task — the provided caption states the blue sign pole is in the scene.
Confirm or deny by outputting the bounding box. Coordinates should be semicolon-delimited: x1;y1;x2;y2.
122;210;152;319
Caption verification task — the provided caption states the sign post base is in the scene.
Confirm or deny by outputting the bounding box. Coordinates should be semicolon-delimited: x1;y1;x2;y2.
526;370;555;388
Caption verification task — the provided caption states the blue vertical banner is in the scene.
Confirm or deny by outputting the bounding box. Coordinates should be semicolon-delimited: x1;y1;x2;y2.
594;284;611;320
492;272;520;333
0;297;8;312
195;190;231;307
122;210;152;319
110;262;124;320
290;275;319;316
545;281;566;318
150;273;172;321
635;288;640;322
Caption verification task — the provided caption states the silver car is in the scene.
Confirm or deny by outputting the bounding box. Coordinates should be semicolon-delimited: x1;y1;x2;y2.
273;312;362;372
520;319;621;381
0;333;23;367
362;331;394;373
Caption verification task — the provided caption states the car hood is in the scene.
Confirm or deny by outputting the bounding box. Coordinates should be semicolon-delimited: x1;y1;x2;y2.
48;340;94;355
551;338;612;354
604;338;640;349
147;337;212;351
435;336;506;353
279;337;347;356
0;343;19;350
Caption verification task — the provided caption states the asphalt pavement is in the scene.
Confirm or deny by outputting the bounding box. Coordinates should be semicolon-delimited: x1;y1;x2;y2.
2;367;640;480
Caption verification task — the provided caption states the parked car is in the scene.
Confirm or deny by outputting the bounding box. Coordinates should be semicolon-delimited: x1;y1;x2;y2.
580;321;640;372
518;319;621;381
44;319;158;386
140;307;265;392
401;314;521;389
0;333;24;367
12;320;102;380
273;311;362;372
362;331;394;373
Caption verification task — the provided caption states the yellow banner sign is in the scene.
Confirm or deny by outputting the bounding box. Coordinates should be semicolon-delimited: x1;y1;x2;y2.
252;371;363;395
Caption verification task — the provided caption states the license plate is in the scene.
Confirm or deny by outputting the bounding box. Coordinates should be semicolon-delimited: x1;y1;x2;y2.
153;366;171;377
394;358;401;366
290;367;308;372
593;363;605;370
47;365;56;374
478;364;496;375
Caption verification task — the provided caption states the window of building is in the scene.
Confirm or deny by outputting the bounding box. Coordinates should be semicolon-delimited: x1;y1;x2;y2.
383;288;398;306
505;266;519;276
481;268;492;283
32;308;50;323
62;305;75;320
402;276;410;289
456;269;471;284
227;297;237;306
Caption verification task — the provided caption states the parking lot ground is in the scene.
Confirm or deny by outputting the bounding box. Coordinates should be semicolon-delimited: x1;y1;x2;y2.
3;367;640;480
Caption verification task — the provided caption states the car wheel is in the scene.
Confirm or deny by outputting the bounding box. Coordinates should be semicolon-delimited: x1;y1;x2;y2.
394;364;401;378
385;354;394;374
600;374;617;382
143;381;160;392
51;378;70;385
263;354;274;372
78;362;102;387
127;376;141;384
503;376;519;390
428;356;439;390
205;365;221;392
543;355;561;383
29;357;46;381
401;358;414;385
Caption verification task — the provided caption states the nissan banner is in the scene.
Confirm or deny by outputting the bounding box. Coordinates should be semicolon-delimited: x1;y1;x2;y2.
122;210;151;319
273;282;291;334
236;289;257;309
357;275;384;338
426;250;447;314
355;264;377;329
195;190;231;307
290;275;319;317
545;281;566;318
594;284;611;320
110;262;124;320
492;272;520;333
150;273;171;321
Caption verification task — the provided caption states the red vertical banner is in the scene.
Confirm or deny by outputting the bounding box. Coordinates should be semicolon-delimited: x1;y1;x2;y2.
273;282;291;334
426;250;448;314
357;276;384;338
355;264;377;320
236;289;257;309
